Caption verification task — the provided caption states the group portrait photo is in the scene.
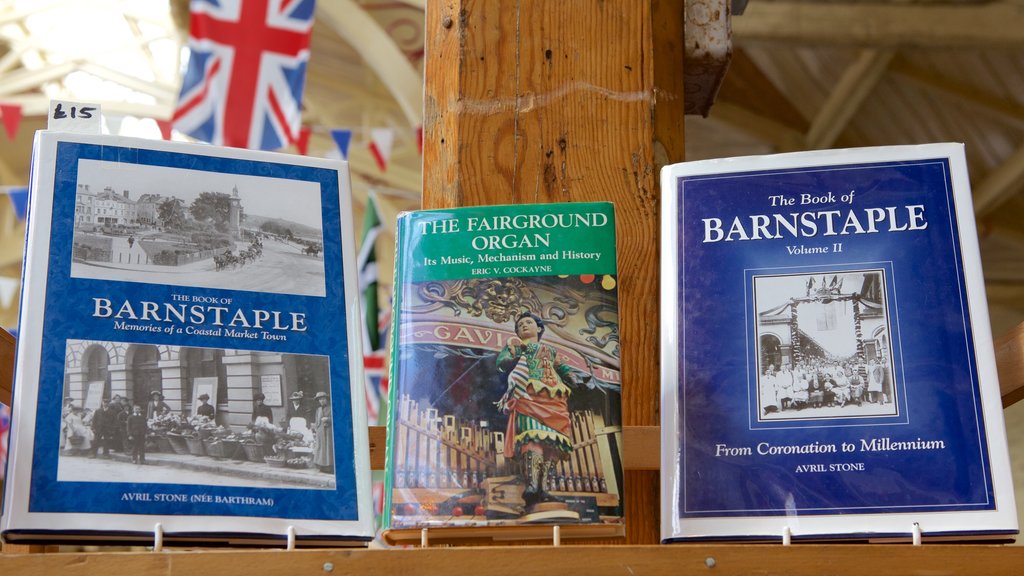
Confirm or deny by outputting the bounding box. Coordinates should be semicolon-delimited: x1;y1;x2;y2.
752;269;899;423
56;339;339;491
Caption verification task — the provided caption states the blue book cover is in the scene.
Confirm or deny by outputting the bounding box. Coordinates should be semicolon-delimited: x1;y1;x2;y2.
660;144;1017;541
0;132;373;545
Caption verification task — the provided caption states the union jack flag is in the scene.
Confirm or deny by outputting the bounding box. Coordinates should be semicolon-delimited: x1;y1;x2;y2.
172;0;316;150
363;354;389;426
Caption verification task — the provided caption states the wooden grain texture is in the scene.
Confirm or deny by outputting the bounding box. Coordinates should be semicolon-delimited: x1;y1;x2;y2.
2;545;1024;576
996;320;1024;407
423;0;685;545
0;327;13;406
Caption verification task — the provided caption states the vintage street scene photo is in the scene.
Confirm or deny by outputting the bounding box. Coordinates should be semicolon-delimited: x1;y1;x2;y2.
390;275;623;527
753;269;898;422
70;159;327;297
57;339;338;490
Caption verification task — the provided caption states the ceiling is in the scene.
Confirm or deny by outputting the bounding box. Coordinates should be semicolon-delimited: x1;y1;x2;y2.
692;0;1024;337
0;0;1022;337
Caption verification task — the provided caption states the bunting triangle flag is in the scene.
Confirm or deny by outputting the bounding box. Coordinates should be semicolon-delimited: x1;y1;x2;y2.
330;129;352;159
296;125;312;155
105;114;124;136
368;128;394;172
358;190;382;352
0;277;19;309
6;187;28;221
0;104;22;141
155;119;173;140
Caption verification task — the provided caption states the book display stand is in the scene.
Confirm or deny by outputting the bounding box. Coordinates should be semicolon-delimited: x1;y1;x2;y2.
3;0;1024;573
0;299;1022;570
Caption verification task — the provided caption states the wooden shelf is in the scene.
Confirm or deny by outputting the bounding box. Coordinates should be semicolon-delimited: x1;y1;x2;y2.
1;544;1023;575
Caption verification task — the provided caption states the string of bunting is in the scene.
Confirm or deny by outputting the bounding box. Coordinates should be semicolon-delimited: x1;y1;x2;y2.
134;117;419;175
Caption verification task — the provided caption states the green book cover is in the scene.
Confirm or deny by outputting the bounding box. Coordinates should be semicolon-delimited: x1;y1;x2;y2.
382;202;624;541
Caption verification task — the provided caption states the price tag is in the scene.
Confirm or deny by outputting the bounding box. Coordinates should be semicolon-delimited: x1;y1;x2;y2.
48;100;101;134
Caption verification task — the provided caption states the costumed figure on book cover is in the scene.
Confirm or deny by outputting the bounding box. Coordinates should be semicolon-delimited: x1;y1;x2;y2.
390;275;623;526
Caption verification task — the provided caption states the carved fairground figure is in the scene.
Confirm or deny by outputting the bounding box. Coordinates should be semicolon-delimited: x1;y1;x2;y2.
496;311;590;510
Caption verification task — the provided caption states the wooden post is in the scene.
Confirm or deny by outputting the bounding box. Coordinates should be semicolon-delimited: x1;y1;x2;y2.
422;0;686;544
0;328;13;406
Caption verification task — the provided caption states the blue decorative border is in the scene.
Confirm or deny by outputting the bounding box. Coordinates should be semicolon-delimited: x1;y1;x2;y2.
676;158;994;517
27;142;359;521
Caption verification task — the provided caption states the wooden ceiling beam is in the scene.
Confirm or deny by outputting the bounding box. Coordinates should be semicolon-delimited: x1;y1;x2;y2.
0;94;171;118
0;0;61;28
0;156;19;186
717;47;809;133
0;41;30;75
805;49;894;150
708;101;805;152
77;62;177;103
348;148;421;192
307;68;396;108
316;0;423;127
889;56;1024;126
123;16;174;84
0;61;75;97
734;1;1024;48
986;283;1024;306
974;142;1024;217
979;221;1024;247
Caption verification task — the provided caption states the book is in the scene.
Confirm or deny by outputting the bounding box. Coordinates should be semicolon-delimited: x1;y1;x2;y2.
382;202;624;544
0;131;373;546
660;144;1018;542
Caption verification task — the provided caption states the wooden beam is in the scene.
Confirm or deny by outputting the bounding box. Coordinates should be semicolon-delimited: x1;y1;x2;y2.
316;0;423;127
0;61;75;98
996;321;1024;407
974;142;1024;216
0;156;19;186
0;1;60;28
3;546;1024;574
717;47;808;134
889;56;1024;126
0;95;171;118
805;49;894;150
0;327;13;407
77;62;178;103
734;0;1024;48
709;101;804;152
422;0;685;545
0;41;30;75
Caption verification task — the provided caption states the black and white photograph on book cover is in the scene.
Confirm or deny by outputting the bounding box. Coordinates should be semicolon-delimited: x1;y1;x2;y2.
70;159;327;297
753;269;899;422
56;339;337;491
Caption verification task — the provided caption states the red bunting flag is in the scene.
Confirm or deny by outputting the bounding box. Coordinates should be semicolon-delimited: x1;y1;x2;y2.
0;104;22;141
155;119;173;140
368;128;394;172
296;125;312;155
